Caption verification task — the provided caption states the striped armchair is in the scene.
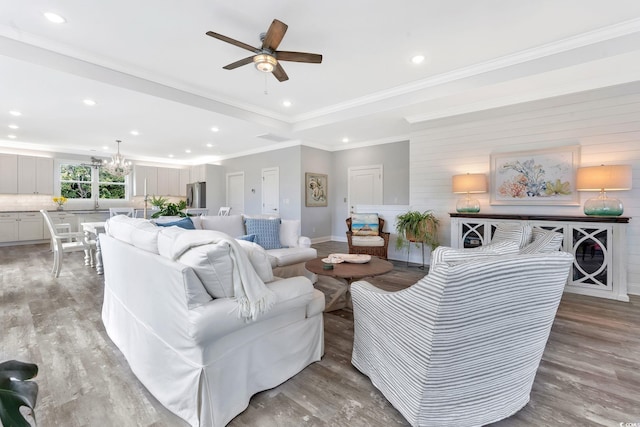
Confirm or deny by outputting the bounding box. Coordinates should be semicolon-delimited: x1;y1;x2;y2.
351;251;573;427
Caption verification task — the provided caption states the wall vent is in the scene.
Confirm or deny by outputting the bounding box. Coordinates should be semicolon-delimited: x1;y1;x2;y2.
257;133;290;143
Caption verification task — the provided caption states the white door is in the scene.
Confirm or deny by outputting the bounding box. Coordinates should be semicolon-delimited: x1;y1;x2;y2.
348;165;383;213
226;172;244;215
262;167;279;215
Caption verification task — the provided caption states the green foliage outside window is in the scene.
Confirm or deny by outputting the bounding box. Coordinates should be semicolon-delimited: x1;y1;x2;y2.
59;163;126;200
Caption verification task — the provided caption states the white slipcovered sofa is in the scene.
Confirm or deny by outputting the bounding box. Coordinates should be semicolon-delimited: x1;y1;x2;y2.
156;214;318;281
100;216;325;427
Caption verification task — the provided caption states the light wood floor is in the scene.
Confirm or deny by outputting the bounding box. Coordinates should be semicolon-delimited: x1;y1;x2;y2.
1;241;639;426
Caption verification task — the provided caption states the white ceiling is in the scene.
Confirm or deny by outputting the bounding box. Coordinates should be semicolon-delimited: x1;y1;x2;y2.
2;1;640;165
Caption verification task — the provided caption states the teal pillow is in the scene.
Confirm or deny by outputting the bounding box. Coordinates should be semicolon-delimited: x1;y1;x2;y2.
236;234;256;242
156;217;195;230
244;218;282;250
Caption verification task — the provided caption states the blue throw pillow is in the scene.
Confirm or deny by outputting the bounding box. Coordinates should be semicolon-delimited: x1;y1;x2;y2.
155;217;195;230
236;234;256;242
244;218;282;250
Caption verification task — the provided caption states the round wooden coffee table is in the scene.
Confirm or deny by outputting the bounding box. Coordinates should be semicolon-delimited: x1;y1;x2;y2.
305;256;393;311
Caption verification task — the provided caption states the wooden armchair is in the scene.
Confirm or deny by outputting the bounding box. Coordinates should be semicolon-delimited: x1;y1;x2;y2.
346;217;390;260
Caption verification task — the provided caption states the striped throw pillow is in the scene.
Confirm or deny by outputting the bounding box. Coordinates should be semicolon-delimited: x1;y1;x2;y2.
430;240;520;273
491;223;532;248
520;227;564;254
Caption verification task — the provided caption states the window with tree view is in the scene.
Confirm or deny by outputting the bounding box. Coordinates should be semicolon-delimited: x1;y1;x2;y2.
60;163;126;200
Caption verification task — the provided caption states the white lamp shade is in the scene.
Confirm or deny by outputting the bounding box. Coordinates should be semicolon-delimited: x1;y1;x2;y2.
452;173;487;194
576;165;632;191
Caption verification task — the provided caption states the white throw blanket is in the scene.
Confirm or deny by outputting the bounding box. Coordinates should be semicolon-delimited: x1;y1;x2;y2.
169;229;276;321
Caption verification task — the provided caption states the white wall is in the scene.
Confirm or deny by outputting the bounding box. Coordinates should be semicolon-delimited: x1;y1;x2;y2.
409;82;640;295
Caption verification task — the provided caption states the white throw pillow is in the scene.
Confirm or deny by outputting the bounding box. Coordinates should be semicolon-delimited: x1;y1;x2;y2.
491;223;533;248
157;227;188;258
279;219;300;248
177;242;235;298
105;215;160;254
236;240;275;283
200;215;245;238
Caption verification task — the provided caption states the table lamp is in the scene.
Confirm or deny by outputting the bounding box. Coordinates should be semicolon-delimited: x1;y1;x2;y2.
576;164;632;216
452;173;487;213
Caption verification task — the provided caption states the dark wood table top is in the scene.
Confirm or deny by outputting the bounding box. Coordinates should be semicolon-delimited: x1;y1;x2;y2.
305;256;394;283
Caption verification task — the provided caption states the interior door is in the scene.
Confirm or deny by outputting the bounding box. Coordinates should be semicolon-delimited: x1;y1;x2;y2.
226;172;244;215
262;167;279;215
348;165;383;214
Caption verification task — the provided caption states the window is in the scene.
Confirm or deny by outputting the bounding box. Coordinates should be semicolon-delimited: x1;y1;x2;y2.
59;163;127;200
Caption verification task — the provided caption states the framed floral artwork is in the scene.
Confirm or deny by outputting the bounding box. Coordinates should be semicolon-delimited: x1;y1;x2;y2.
305;172;328;207
490;145;580;206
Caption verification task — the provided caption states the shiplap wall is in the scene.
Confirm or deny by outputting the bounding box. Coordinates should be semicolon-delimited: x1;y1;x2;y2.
409;82;640;295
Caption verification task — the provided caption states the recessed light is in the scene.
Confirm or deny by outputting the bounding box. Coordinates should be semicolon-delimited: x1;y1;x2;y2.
83;99;96;106
206;143;214;148
8;134;17;139
282;100;292;107
9;110;21;117
185;149;191;154
102;146;109;150
8;124;18;129
411;55;425;64
168;154;174;158
130;130;139;136
211;127;219;132
342;137;349;143
44;12;66;24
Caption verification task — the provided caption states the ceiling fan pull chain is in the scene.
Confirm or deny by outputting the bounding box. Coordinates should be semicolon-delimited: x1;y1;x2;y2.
264;73;269;95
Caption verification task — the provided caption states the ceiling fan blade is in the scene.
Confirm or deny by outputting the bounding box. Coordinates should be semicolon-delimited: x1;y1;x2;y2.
262;19;288;51
272;63;289;82
276;51;323;63
205;31;258;53
223;56;255;70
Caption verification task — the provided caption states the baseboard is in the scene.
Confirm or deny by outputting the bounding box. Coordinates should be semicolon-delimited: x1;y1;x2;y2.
331;235;347;243
310;236;333;244
627;282;640;296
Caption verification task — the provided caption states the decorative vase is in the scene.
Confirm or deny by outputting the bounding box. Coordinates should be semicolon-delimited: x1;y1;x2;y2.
57;205;64;211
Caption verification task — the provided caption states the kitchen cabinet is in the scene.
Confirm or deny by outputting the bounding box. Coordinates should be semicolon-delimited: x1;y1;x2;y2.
0;212;44;243
179;169;190;196
450;213;630;302
190;165;206;183
0;154;18;194
134;165;187;197
17;156;54;195
133;165;157;197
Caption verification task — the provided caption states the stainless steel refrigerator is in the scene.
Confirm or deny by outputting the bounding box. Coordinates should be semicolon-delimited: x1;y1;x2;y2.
186;182;206;208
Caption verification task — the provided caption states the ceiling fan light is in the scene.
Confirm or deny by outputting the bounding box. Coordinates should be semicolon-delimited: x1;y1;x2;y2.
253;54;277;73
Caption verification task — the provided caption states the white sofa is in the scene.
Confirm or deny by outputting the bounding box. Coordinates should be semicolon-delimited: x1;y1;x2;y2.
193;215;318;281
100;216;325;427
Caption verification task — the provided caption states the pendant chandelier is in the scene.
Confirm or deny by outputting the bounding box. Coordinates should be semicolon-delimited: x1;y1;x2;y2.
103;139;132;177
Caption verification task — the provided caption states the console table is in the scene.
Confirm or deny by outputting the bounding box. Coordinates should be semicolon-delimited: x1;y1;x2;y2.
450;213;631;302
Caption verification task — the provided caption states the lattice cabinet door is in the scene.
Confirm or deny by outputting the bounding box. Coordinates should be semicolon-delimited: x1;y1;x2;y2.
569;224;612;291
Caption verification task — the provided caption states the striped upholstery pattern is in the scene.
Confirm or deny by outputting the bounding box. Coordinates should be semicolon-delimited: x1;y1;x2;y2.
491;222;533;248
520;227;564;254
351;252;573;426
429;240;520;273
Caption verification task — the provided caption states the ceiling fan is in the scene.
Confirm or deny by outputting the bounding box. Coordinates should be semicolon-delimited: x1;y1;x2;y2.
206;19;322;82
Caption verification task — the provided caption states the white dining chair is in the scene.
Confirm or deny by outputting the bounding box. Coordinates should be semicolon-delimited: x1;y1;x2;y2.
217;207;231;216
109;207;135;217
41;210;96;278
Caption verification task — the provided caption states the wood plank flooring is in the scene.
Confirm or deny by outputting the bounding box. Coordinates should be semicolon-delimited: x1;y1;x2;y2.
1;241;639;426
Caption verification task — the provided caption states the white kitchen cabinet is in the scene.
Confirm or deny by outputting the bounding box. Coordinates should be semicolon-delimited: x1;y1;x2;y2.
179;169;190;196
450;213;630;302
133;165;158;196
190;165;206;183
0;154;18;194
167;168;181;197
156;167;169;196
0;212;44;243
17;156;53;195
0;213;19;242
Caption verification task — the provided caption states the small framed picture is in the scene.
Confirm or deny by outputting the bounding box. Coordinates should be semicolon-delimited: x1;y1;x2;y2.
305;173;328;207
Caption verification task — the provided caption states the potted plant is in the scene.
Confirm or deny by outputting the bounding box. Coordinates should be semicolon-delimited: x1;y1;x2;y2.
151;200;188;218
149;195;168;210
395;210;439;250
0;360;38;427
